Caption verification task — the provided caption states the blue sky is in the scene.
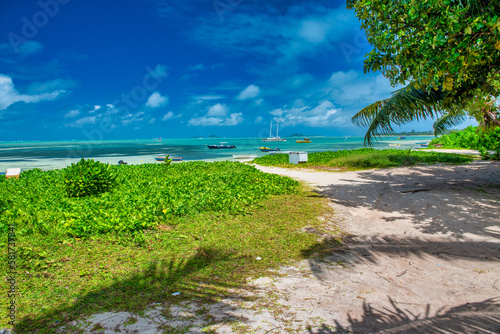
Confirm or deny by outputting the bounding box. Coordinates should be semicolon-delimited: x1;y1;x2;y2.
0;0;470;141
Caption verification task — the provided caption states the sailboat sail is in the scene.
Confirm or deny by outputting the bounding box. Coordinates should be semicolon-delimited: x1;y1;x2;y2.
262;121;286;142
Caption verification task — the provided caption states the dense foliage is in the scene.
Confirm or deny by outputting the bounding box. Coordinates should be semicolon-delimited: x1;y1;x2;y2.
0;161;298;237
64;159;117;197
429;126;500;150
348;0;500;144
253;148;473;169
346;0;500;96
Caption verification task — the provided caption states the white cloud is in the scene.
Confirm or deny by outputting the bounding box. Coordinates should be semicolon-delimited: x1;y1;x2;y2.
189;112;243;127
187;63;206;71
146;91;169;108
325;70;398;106
162;111;175;121
64;109;80;118
206;103;228;117
236;84;260;100
89;105;101;113
272;100;346;127
66;116;97;127
189;7;358;75
193;95;224;103
121;112;145;126
150;64;169;78
299;20;331;43
0;74;68;110
26;78;77;94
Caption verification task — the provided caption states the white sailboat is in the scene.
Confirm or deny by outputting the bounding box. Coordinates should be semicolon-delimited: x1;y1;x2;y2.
262;121;286;142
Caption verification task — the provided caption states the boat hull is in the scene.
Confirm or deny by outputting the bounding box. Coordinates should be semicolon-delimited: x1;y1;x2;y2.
206;145;236;149
296;138;311;143
259;147;281;152
261;138;286;142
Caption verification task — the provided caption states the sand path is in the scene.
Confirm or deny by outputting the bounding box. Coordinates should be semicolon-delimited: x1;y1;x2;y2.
67;160;500;334
249;160;500;333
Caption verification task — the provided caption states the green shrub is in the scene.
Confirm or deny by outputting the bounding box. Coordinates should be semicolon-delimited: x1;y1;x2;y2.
479;148;500;160
253;148;473;169
0;161;298;237
429;126;500;150
64;158;117;198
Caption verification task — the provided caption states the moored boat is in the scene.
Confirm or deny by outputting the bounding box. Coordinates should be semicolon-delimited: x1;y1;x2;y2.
206;144;236;149
262;121;286;142
259;147;281;152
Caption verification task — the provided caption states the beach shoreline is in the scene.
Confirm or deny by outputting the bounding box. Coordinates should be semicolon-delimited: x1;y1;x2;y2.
0;136;438;172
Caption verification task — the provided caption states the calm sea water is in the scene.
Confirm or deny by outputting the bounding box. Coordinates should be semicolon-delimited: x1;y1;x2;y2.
0;136;435;171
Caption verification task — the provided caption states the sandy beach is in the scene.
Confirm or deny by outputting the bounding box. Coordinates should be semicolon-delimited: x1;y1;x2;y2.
65;156;500;333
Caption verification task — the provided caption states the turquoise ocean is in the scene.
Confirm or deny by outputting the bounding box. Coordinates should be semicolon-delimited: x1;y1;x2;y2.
0;136;435;171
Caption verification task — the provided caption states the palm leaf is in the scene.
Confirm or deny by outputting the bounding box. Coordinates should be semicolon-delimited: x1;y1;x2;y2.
433;113;467;135
352;85;446;145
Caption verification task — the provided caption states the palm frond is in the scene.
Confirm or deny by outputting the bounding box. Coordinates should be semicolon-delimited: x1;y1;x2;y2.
433;113;467;135
352;85;446;146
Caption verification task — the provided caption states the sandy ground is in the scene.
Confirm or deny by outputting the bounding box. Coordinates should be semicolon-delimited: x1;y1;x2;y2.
62;158;500;333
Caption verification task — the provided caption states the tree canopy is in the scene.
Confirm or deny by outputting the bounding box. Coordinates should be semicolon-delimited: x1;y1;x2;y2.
347;0;500;144
347;0;500;96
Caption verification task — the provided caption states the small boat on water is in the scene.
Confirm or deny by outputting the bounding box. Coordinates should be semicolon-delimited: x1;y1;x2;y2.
397;136;406;139
296;138;311;143
233;155;257;160
262;121;286;142
206;144;236;149
259;147;281;152
155;156;183;161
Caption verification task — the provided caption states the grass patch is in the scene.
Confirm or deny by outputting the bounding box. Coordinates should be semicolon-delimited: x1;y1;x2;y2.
0;162;337;333
252;148;474;170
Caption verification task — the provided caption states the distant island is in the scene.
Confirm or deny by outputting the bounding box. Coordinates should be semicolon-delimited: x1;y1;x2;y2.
393;129;451;136
287;133;324;137
191;135;221;139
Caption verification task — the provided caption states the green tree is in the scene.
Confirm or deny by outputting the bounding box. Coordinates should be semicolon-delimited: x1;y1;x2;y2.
347;0;500;144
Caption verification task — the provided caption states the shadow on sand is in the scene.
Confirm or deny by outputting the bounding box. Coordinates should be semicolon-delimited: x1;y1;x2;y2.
315;162;500;239
306;297;500;333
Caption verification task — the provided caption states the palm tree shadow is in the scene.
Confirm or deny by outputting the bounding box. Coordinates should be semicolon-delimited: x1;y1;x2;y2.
15;246;249;333
306;297;500;333
316;162;500;239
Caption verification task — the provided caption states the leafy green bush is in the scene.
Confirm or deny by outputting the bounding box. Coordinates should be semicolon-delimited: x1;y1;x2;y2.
479;148;500;161
429;126;500;150
0;161;298;237
64;158;117;198
253;148;472;169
